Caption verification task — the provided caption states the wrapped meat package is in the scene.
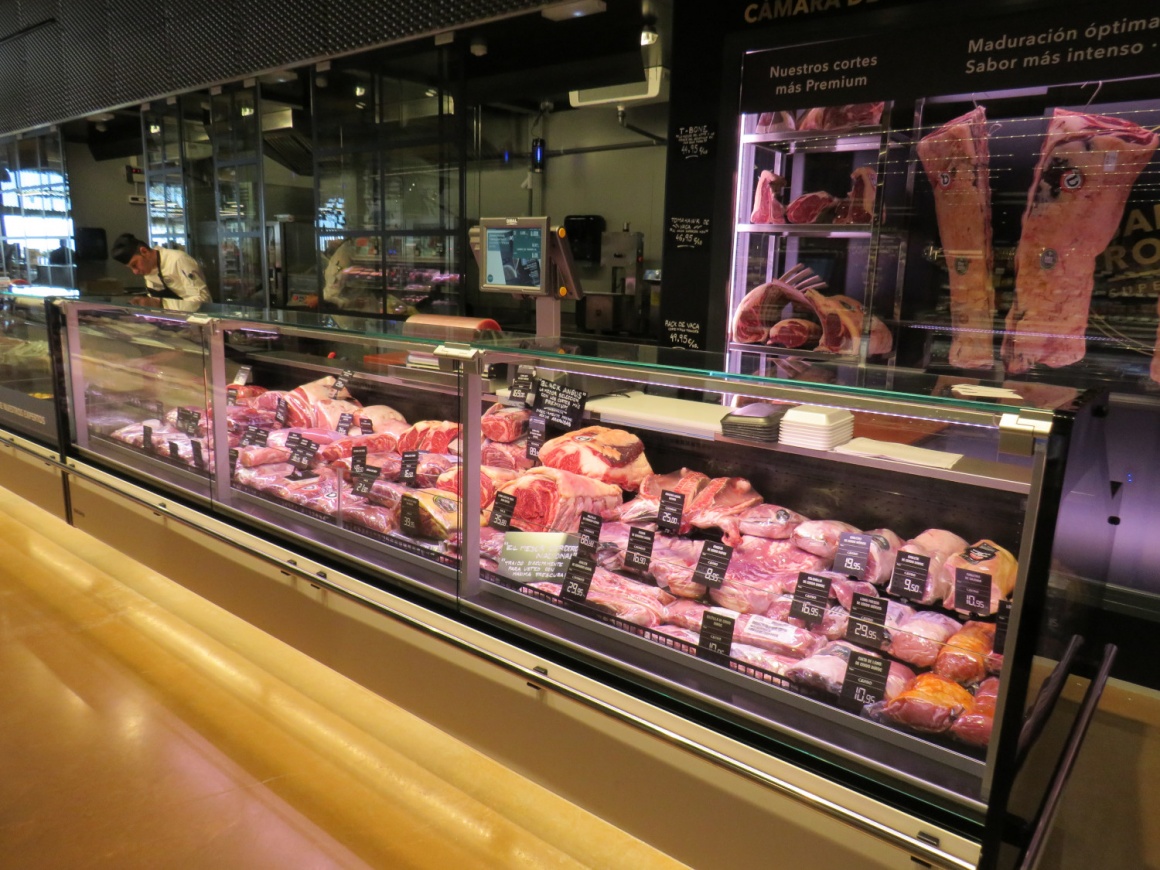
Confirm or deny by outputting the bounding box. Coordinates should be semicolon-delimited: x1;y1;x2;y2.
950;676;1000;747
792;520;860;559
934;621;996;685
787;642;911;698
881;673;975;734
736;504;807;540
890;611;963;668
941;540;1017;614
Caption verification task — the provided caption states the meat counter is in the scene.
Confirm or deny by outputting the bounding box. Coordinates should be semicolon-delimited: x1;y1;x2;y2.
0;288;76;448
455;338;1113;868
59;301;471;602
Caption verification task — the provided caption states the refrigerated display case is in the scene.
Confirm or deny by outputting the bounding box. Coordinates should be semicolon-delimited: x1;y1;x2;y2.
0;288;75;447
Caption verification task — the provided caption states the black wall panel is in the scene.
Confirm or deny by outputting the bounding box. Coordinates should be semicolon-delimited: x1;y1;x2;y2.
0;0;547;137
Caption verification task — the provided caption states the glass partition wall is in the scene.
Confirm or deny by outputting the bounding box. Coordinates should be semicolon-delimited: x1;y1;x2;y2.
0;127;76;289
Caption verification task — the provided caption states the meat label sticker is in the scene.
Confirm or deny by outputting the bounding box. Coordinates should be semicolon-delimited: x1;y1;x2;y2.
994;599;1011;656
692;541;733;590
489;492;517;531
561;555;597;604
846;593;888;651
400;451;420;486
657;491;685;535
226;387;238;406
743;614;802;647
351;446;368;476
840;653;889;711
625;527;656;571
142;424;154;453
231;365;252;386
399;495;421;537
577;512;603;557
359;417;374;435
337;412;354;433
526;415;546;460
697;611;735;659
509;371;535;406
241;426;268;447
962;542;998;564
834;532;872;579
330;370;353;398
228;448;239;477
352;467;380;496
275;398;289;427
790;572;832;627
190;440;204;470
889;551;931;601
955;568;992;616
532;380;587;430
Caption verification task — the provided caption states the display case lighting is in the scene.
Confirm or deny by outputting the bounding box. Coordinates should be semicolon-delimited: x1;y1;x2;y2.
541;0;606;20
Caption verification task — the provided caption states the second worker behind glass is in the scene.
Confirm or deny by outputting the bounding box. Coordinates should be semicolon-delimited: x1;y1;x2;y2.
110;233;213;312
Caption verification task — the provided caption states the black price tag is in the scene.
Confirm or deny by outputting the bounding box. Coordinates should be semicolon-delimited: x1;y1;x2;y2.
561;555;598;604
697;611;735;658
191;440;204;469
955;568;993;615
889;551;931;601
624;527;655;571
168;440;181;460
834;532;872;580
526;414;546;460
840;653;889;710
359;417;374;434
337;412;354;433
142;424;154;453
351;446;368;476
657;490;685;535
273;397;289;427
241;426;268;447
489;491;517;531
994;599;1011;656
846;593;888;650
400;450;420;486
692;541;733;589
228;448;239;476
790;572;832;627
532;379;588;429
400;494;421;536
353;467;380;496
175;408;200;436
226;386;239;406
577;512;602;556
330;369;354;398
509;372;534;405
288;438;319;471
232;364;252;386
285;432;302;450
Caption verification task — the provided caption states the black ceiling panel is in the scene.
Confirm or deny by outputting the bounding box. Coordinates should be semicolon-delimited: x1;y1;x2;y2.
56;1;115;123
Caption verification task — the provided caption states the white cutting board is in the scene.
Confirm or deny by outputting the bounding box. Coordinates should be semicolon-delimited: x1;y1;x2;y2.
586;391;728;438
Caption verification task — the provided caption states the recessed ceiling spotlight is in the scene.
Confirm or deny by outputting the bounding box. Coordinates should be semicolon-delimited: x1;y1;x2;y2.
541;0;607;22
86;112;115;123
640;23;658;45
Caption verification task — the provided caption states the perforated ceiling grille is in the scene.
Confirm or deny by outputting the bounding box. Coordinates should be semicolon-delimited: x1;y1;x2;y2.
1;0;549;137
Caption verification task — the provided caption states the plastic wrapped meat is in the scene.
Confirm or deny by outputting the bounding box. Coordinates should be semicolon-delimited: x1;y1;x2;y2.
317;424;410;462
680;477;764;544
602;468;710;525
865;529;904;585
484;467;622;533
399;420;462;454
710;537;828;613
313;397;363;431
235;428;342;468
591;521;633;571
654;624;701;646
402;489;460;541
233;462;296;497
765;595;849;640
894;528;967;605
941;540;1018;614
591;568;674;607
353;404;407;432
538;426;653;492
480;402;531;443
339;498;399;536
787;642;860;695
733;614;821;658
649;536;707;599
934;621;996;685
891;611;963;668
435;465;518;510
414;453;460;488
479;526;507;561
950;676;999;747
481;437;537;472
736;504;807;540
882;673;974;734
662;599;712;631
791;520;860;559
329;452;402;482
730;644;800;677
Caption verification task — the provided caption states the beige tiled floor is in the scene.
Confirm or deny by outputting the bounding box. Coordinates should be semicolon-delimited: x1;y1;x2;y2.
0;489;685;869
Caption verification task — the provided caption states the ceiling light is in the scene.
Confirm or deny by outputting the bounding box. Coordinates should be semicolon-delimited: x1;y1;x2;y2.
240;105;254;117
149;124;161;135
640;24;658;45
354;85;367;97
541;0;607;21
424;87;438;97
86;112;115;123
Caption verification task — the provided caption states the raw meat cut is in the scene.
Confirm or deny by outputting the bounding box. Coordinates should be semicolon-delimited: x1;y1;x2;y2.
481;403;531;443
250;390;286;412
538;426;653;492
797;102;884;132
1003;110;1159;372
481;438;537;472
894;529;968;605
865;528;904;585
235;428;341;467
881;673;974;734
413;453;460;488
941;540;1017;614
934;621;996;685
317;424;410;462
330;452;402;482
728;645;800;678
353;405;407;432
479;526;507;561
786;191;839;224
233;462;296;496
435;465;517;509
590;568;674;606
950;676;999;747
834;167;877;225
663;599;712;631
313;397;363;431
917;107;996;369
912;528;970;559
709;538;827;613
226;384;267;403
591;521;634;571
890;611;963;668
401;489;460;541
648;536;707;599
767;319;822;348
750;170;787;224
399;420;462;454
603;468;710;525
792;520;860;559
786;642;863;695
736;504;807;540
295;375;353;403
806;293;893;356
732;614;820;658
755;111;796;134
730;264;828;344
765;595;850;640
654;625;701;647
340;498;399;536
485;467;622;533
681;477;764;543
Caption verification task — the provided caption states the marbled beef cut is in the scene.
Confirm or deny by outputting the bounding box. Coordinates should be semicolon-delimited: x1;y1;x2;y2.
786;191;839;224
538;426;652;492
767;319;821;348
750;170;787;224
480;402;531;443
485;467;621;533
730;264;828;344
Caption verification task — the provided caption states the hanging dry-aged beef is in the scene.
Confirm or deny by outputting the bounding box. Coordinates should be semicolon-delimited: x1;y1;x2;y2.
730;264;828;344
1003;109;1159;373
917;107;996;369
834;166;877;225
750;170;787;224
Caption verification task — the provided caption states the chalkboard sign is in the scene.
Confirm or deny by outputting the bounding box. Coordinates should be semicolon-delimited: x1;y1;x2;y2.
490;492;517;531
498;532;576;584
675;124;716;160
526;415;547;460
353;467;380;496
577;512;602;556
561;555;598;604
692;541;733;589
625;526;655;571
533;380;587;429
275;398;289;427
834;532;872;580
351;446;368;476
955;568;993;616
668;216;710;250
846;593;888;650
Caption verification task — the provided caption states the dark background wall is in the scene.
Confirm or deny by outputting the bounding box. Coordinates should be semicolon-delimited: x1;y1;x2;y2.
0;0;545;136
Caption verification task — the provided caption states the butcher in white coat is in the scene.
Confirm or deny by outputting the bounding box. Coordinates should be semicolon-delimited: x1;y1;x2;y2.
111;233;213;312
